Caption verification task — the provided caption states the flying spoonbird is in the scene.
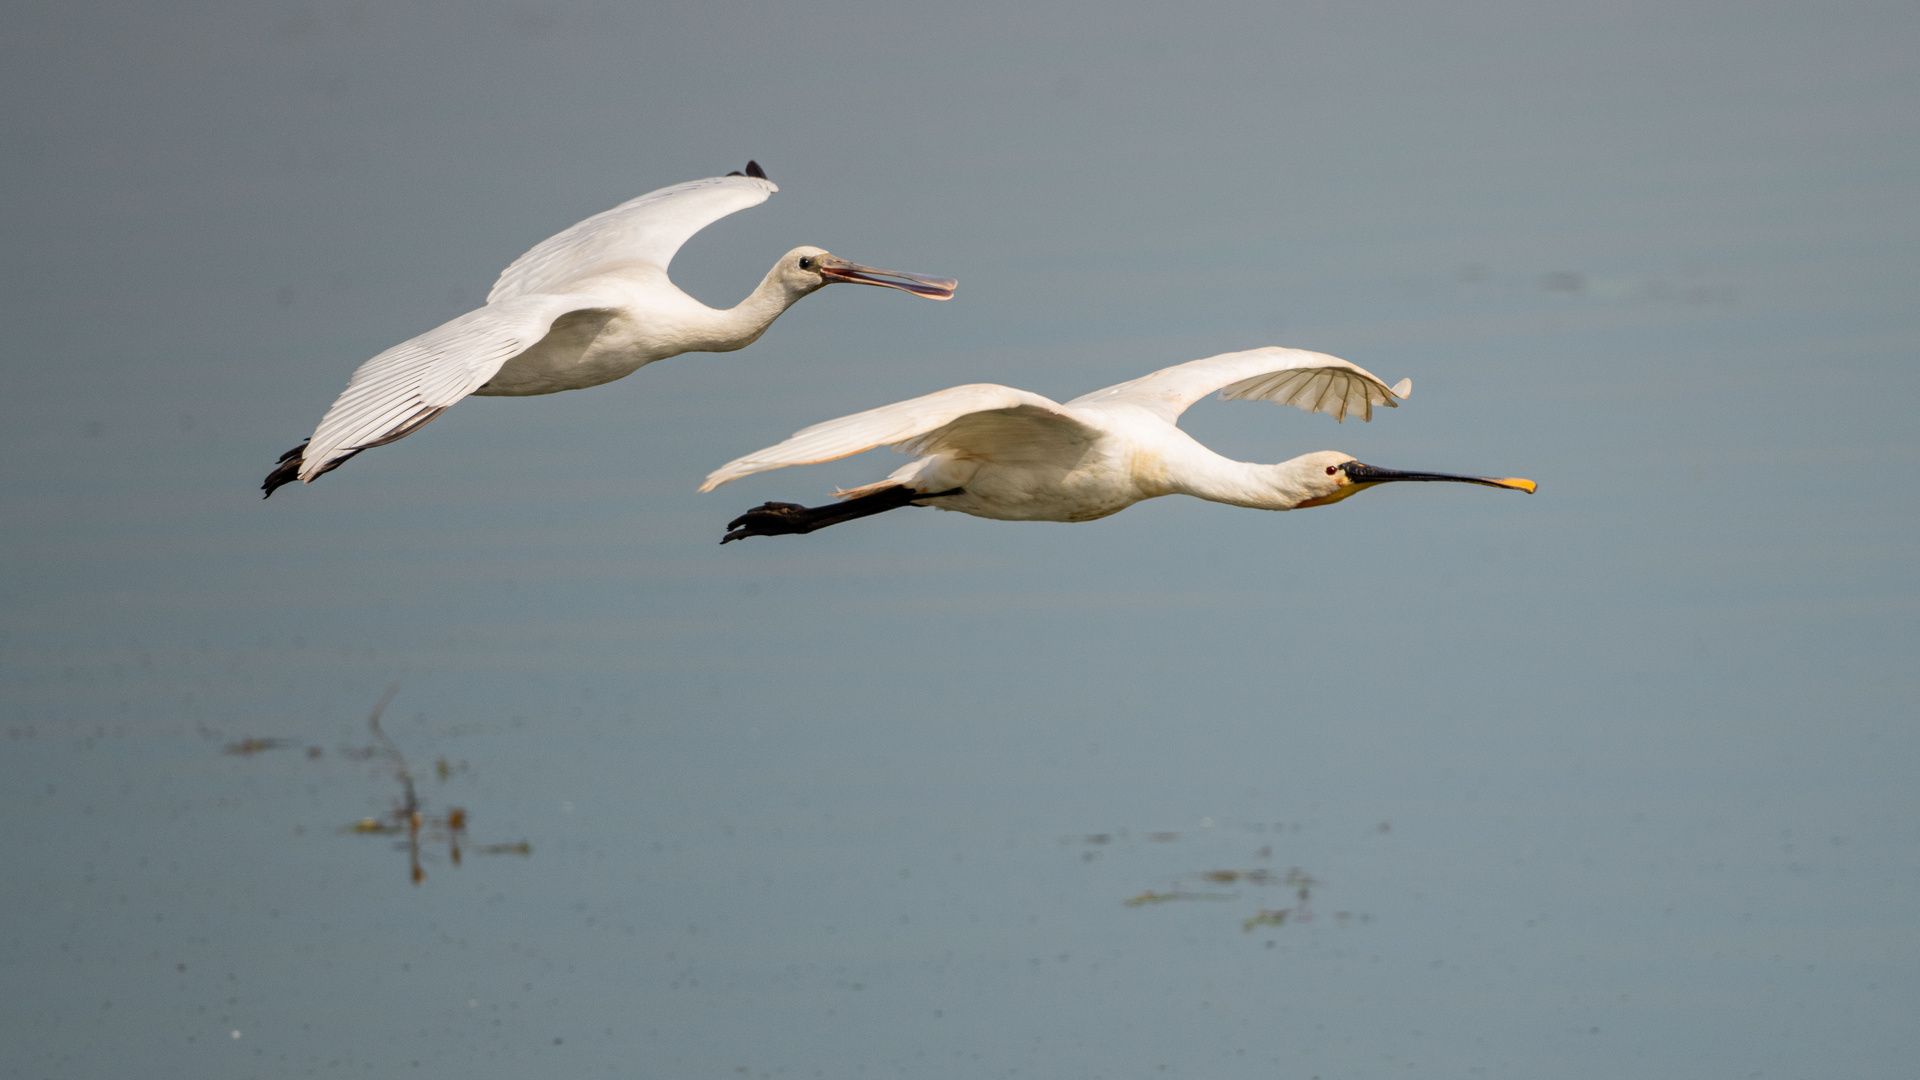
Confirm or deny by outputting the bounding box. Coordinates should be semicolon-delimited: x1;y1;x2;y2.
703;346;1535;543
263;161;956;496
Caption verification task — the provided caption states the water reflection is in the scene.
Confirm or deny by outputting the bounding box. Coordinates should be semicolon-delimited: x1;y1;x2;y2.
340;684;529;884
214;683;531;884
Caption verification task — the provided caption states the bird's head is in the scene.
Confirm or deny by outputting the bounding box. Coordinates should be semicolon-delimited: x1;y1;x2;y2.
1291;451;1536;509
776;246;957;300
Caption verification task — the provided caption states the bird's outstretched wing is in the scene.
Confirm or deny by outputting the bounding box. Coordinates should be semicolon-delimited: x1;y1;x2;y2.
1067;346;1411;424
700;384;1099;491
488;171;778;303
290;292;608;484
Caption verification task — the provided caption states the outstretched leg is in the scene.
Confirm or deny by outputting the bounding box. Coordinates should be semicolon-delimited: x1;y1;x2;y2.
721;486;962;544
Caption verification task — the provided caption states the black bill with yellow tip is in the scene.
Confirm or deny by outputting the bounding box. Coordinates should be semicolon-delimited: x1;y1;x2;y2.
1343;462;1536;493
1297;461;1537;508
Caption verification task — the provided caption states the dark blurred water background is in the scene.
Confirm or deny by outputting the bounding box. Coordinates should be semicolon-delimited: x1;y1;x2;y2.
3;3;1917;1077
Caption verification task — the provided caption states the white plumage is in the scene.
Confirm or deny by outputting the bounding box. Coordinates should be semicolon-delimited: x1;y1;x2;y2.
265;164;956;496
486;176;777;304
705;347;1532;542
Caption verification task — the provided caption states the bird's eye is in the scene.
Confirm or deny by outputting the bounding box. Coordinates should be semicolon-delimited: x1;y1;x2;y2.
798;256;814;270
1325;465;1339;475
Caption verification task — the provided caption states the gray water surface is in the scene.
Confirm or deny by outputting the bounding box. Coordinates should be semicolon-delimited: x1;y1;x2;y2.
4;3;1917;1077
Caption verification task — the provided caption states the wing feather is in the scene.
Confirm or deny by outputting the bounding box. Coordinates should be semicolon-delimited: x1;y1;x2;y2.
700;384;1094;492
1066;346;1410;424
487;174;777;303
298;293;603;481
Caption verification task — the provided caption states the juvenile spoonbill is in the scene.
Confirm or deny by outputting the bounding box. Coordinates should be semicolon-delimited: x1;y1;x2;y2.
702;346;1534;542
263;162;956;496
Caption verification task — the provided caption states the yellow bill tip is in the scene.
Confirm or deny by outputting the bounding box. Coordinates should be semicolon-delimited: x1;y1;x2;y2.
1490;477;1537;493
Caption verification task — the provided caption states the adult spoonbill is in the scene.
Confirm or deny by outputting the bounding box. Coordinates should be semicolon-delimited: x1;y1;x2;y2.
263;162;956;496
703;346;1534;543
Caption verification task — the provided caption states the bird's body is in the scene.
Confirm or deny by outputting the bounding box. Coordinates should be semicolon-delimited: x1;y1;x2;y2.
877;408;1174;523
263;162;955;496
704;347;1534;542
467;265;776;397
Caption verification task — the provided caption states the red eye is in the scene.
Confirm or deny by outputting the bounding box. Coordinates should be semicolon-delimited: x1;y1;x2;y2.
1325;466;1338;475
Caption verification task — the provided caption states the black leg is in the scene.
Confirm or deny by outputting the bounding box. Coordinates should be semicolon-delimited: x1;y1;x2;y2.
721;486;962;544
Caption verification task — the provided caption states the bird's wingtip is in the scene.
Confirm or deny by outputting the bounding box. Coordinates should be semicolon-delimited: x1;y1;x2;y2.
261;442;308;498
1391;377;1412;399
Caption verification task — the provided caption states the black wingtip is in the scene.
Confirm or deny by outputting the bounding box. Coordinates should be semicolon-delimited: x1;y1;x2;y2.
262;441;308;498
745;160;767;179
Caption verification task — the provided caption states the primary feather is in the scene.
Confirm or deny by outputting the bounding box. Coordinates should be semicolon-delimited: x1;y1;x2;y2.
1067;346;1409;423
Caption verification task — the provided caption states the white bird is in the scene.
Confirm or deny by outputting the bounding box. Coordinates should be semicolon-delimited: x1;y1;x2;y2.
263;162;956;496
702;346;1534;542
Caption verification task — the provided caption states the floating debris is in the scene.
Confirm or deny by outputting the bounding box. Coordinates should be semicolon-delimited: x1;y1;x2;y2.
336;685;495;884
1124;890;1236;907
1240;868;1321;928
222;737;290;756
344;817;401;835
1243;909;1288;931
1193;868;1275;886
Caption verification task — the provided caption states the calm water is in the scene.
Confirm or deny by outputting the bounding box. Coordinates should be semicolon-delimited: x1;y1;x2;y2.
4;3;1917;1077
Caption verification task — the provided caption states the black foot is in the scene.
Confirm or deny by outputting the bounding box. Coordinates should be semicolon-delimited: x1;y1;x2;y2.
722;502;814;544
718;486;962;545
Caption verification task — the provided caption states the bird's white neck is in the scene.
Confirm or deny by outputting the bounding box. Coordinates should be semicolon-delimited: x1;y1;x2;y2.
691;266;819;353
1169;449;1325;511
